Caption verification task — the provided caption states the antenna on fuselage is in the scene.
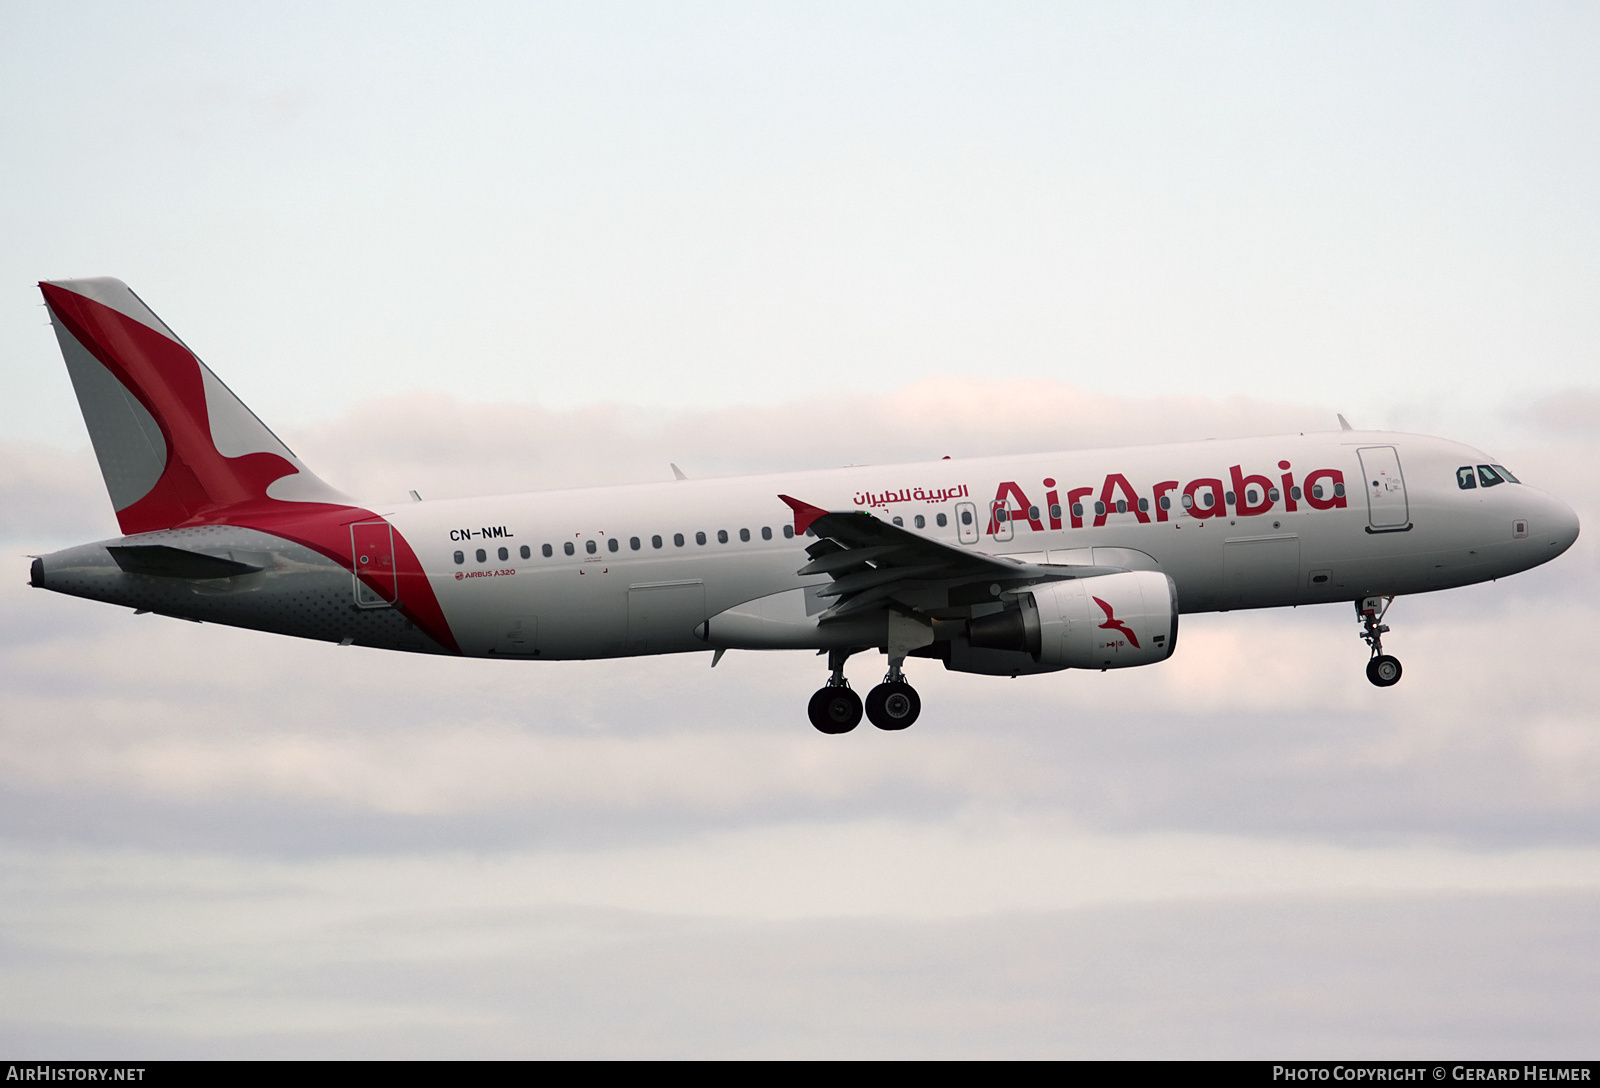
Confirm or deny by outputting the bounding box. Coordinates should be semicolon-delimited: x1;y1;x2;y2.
1337;414;1354;431
670;463;688;481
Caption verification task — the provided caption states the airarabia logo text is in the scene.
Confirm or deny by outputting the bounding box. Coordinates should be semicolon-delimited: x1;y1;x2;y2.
984;462;1347;535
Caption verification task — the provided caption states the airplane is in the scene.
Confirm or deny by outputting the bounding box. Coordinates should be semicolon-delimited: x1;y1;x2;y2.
27;277;1581;734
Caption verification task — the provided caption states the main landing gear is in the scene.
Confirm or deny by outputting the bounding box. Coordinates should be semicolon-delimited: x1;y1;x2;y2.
866;668;921;731
1357;596;1402;688
807;649;922;734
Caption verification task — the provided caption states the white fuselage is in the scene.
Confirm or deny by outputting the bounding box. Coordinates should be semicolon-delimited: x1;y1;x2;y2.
387;430;1576;660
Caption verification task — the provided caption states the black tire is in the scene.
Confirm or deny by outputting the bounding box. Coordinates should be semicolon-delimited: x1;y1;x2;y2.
1366;654;1402;687
865;681;921;730
808;686;862;734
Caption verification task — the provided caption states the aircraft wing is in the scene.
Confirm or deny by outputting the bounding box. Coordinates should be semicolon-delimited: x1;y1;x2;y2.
779;495;1126;619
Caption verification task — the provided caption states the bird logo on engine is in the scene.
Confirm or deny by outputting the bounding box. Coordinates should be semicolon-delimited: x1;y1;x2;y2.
1092;596;1141;650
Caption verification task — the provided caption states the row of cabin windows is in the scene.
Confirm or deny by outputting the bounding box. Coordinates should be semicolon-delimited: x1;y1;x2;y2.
446;478;1358;566
452;524;797;565
1456;464;1519;490
888;513;951;529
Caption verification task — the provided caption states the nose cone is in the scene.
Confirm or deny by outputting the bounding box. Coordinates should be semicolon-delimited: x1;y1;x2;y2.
1542;491;1580;557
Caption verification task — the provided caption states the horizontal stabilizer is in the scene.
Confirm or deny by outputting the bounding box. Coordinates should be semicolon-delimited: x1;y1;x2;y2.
106;544;264;579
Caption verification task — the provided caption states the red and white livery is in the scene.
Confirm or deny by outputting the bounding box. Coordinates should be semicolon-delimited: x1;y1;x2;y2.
29;278;1581;732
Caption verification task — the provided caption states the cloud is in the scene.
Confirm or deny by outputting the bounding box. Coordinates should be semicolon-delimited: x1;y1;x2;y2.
0;442;114;546
1518;388;1600;438
281;377;1337;503
3;379;1595;1054
2;841;1598;1056
4;382;1596;851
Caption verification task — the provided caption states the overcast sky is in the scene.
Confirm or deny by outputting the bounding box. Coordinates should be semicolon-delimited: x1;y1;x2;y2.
2;2;1598;1058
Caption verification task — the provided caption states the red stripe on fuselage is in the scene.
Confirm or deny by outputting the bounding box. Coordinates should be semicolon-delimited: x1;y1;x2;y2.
232;503;461;655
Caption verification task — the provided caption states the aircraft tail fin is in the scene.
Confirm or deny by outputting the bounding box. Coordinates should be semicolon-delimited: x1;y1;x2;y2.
39;277;349;535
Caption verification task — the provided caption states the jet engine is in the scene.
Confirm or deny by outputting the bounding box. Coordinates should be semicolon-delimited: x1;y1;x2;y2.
964;570;1178;670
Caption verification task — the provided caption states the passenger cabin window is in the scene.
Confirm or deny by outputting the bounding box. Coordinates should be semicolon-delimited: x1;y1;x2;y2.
761;527;772;540
1457;466;1477;489
739;528;750;542
585;540;597;554
1093;501;1106;516
892;517;903;526
519;545;530;559
453;550;464;564
783;525;794;538
717;530;728;543
652;535;663;549
1477;465;1505;488
1290;486;1302;500
542;543;553;557
564;542;575;556
674;533;685;547
608;538;619;552
630;537;640;550
1049;504;1061;520
936;513;948;527
1027;506;1040;521
914;515;925;529
696;531;707;545
498;547;509;561
1137;497;1149;512
476;548;487;563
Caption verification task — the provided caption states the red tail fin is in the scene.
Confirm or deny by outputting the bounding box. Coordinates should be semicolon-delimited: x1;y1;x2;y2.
40;277;347;534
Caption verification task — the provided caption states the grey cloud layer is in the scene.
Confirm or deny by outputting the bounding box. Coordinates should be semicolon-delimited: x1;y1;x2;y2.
3;383;1595;1055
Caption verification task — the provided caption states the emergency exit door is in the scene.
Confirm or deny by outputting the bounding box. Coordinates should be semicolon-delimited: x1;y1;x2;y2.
954;501;980;544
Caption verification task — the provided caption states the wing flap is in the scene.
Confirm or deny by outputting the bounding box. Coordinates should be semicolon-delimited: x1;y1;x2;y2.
778;494;1129;620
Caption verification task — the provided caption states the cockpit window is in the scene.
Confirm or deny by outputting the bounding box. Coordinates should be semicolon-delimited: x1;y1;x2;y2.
1491;464;1520;484
1477;464;1505;488
1456;466;1476;489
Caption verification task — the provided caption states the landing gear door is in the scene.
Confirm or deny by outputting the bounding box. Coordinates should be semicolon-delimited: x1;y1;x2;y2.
350;521;397;607
1357;446;1410;530
954;501;980;545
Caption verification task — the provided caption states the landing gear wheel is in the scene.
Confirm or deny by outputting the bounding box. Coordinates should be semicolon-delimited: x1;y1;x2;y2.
1366;654;1402;687
808;686;862;734
865;682;921;730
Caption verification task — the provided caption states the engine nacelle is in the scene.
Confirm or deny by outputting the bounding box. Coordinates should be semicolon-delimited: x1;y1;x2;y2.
965;570;1178;669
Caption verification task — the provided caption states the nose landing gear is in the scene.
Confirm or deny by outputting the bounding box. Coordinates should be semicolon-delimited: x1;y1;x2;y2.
1358;596;1402;687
